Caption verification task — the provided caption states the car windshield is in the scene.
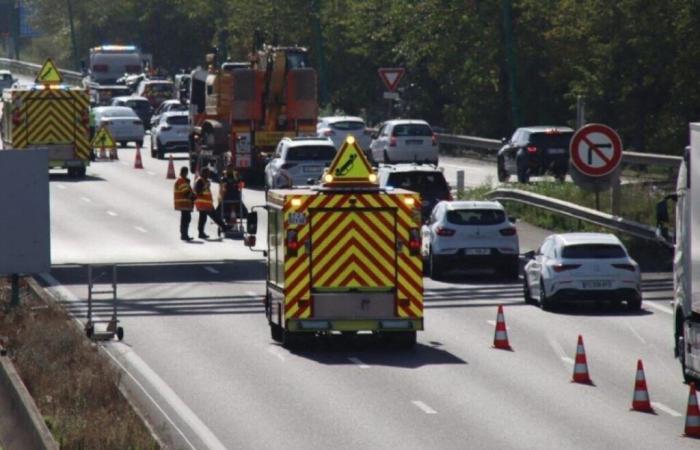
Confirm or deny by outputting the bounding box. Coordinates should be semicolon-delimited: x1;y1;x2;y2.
145;83;173;94
126;100;151;112
1;74;12;81
392;124;432;137
530;132;573;148
561;244;626;259
446;209;506;225
166;116;188;126
331;120;364;131
286;145;336;161
387;172;448;193
100;107;137;118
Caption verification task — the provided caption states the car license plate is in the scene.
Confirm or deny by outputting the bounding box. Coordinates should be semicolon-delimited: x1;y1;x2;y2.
288;212;306;225
548;148;566;154
465;248;490;255
406;139;423;145
582;280;612;289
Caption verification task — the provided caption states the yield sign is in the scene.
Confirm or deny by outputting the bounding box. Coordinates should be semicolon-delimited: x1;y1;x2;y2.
378;67;405;92
569;124;623;177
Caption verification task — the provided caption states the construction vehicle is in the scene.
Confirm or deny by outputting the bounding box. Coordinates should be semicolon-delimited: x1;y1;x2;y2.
1;59;91;177
656;123;700;383
188;42;317;182
245;137;424;348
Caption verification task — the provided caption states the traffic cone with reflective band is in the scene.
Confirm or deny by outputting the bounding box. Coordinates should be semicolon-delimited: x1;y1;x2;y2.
134;146;144;169
166;155;176;179
572;335;592;384
99;145;107;159
631;359;653;412
685;383;700;438
492;305;511;350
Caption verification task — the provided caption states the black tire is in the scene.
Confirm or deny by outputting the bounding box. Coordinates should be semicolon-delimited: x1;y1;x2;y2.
119;141;128;148
429;250;443;279
539;280;553;310
627;297;642;311
282;329;304;349
76;167;86;178
523;277;535;304
504;257;520;280
516;150;530;183
150;137;156;158
395;331;417;349
156;140;165;159
116;327;124;341
497;156;510;182
270;323;283;343
517;165;529;183
383;149;390;164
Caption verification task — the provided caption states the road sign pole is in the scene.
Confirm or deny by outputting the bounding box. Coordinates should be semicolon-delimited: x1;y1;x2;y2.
610;177;621;216
457;170;465;198
10;273;19;307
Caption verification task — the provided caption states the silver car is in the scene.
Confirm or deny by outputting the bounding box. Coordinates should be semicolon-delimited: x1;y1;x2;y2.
93;106;145;147
369;119;438;164
317;116;372;150
265;137;337;189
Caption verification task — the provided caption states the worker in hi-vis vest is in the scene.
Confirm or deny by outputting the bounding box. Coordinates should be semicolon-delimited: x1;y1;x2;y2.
173;166;195;241
194;167;229;239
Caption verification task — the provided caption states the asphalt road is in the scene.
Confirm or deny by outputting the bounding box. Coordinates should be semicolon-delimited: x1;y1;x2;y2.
31;139;695;449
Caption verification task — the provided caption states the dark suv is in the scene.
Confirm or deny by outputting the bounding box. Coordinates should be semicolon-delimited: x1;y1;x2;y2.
377;164;452;220
497;126;574;183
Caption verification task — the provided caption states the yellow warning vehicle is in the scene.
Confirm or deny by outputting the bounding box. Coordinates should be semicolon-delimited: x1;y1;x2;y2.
1;58;91;177
245;137;424;348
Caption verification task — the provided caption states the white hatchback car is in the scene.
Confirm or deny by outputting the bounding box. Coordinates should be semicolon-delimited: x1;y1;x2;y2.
317;116;372;150
421;200;520;279
523;233;642;310
265;137;337;189
151;111;190;159
93;106;145;147
369;119;438;164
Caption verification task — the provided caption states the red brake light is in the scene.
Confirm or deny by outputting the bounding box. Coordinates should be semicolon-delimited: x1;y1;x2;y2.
286;230;300;253
389;137;397;147
408;228;421;255
527;146;538;154
553;264;581;273
499;227;517;236
436;226;455;237
81;112;89;126
12;111;21;126
323;129;335;136
612;263;636;272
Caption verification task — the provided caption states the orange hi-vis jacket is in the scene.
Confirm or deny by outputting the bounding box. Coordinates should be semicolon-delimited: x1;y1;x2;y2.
173;177;194;211
195;177;214;211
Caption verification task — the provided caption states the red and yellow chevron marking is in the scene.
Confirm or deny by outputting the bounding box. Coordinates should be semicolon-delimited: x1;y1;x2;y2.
8;88;90;161
281;191;423;321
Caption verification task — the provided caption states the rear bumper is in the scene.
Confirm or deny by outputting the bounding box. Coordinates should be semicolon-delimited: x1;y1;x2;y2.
161;141;189;152
549;288;641;303
287;319;423;332
434;249;518;266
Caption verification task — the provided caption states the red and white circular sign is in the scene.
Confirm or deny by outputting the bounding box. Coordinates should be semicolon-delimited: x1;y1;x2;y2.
570;124;623;177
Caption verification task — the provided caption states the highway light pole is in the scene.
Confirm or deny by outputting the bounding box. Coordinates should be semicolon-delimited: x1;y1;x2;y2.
501;0;521;128
311;0;328;106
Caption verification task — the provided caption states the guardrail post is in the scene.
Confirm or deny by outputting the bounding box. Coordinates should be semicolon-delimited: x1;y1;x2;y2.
610;178;621;216
456;170;464;198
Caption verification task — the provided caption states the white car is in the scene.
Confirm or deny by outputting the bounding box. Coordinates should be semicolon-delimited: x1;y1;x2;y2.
523;233;642;310
265;137;337;189
150;111;190;159
369;119;438;164
317;116;372;150
92;106;145;147
0;70;17;92
421;200;519;279
150;99;188;128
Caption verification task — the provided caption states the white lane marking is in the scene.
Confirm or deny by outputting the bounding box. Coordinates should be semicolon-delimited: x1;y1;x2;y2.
651;402;682;417
561;356;575;365
348;357;370;369
644;301;673;315
134;226;148;234
246;290;258;298
267;346;286;361
412;400;437;414
106;210;118;217
626;322;647;345
80;196;91;203
56;183;67;190
121;161;129;166
204;266;219;274
39;272;226;450
147;171;156;176
548;336;574;366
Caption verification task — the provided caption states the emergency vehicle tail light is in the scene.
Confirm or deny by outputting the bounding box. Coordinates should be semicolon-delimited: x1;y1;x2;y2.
291;197;302;207
324;174;334;183
286;230;300;254
408;229;421;255
403;197;415;207
368;173;377;183
345;135;356;145
12;111;21;126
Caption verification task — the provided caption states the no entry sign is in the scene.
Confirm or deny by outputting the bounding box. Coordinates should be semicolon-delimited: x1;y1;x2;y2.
570;124;623;177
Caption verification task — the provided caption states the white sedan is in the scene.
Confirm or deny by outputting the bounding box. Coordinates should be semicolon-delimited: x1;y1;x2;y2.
93;106;145;148
523;232;642;310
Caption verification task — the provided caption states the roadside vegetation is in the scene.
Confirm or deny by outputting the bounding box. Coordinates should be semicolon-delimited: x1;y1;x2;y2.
0;279;158;449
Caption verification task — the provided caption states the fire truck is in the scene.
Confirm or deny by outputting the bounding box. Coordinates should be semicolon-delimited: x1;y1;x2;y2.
188;43;317;182
1;59;91;177
245;137;424;348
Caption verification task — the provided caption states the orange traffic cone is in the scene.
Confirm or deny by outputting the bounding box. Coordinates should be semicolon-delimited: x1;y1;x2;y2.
99;145;107;159
631;359;653;412
492;305;512;350
572;335;592;384
166;155;176;179
685;382;700;438
134;146;144;169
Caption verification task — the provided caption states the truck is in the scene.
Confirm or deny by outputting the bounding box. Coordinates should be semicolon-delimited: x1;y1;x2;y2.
657;123;700;383
244;137;424;348
1;66;91;177
88;45;144;85
188;43;317;182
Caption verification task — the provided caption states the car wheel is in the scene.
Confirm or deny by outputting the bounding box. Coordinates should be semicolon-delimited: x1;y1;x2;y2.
497;156;510;182
627;296;642;311
516;150;530;183
678;335;695;384
156;139;165;159
282;329;305;350
383;149;390;164
270;322;283;343
76;167;86;178
150;137;156;158
539;280;553;310
517;165;530;183
430;249;443;279
523;277;535;304
119;141;128;148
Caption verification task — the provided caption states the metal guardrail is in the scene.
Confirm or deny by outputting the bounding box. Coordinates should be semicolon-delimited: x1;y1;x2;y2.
436;133;682;169
0;58;82;85
485;188;672;247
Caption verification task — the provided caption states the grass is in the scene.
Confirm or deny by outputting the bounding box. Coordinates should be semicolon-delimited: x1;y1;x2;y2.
0;279;158;450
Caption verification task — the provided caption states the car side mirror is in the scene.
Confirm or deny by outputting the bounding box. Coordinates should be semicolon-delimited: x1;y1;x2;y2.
523;250;535;260
246;211;258;236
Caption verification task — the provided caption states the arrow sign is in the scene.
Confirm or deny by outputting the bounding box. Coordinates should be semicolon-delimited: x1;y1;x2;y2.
569;123;623;177
378;68;405;92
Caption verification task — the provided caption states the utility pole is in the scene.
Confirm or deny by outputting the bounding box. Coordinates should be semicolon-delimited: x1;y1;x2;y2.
66;0;79;70
501;0;520;128
311;0;328;106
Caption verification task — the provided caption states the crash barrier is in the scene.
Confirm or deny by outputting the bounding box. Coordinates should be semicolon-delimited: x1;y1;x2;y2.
0;58;82;86
485;188;672;247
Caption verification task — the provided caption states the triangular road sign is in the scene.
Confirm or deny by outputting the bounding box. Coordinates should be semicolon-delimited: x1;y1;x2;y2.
378;67;405;92
92;127;116;148
324;137;376;186
35;58;63;85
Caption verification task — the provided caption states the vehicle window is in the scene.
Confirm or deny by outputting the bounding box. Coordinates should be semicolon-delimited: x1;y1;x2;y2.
561;244;626;259
446;209;506;226
126;100;151;112
378;125;388;137
101;107;137;117
145;83;174;94
387;172;447;190
392;124;432;137
1;74;11;81
166;116;188;126
275;143;284;158
331;121;364;131
539;238;553;256
286;145;336;161
530;132;574;148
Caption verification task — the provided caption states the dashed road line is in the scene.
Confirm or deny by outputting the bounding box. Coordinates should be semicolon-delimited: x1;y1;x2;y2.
204;266;219;274
644;301;673;315
625;322;647;345
147;171;156;176
651;402;682;417
80;196;91;203
267;346;286;361
246;290;258;298
348;357;370;369
134;226;148;233
548;336;574;366
106;210;118;217
412;400;437;414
